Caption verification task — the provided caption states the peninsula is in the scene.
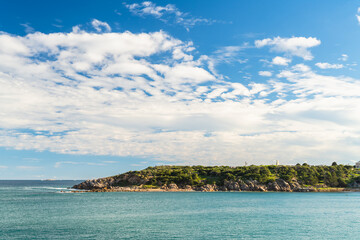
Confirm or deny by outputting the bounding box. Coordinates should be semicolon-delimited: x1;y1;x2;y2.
73;164;360;192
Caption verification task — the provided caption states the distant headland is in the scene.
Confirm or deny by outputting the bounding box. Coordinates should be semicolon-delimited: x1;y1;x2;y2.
72;163;360;192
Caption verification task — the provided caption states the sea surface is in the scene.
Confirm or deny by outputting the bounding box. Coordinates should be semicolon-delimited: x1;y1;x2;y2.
1;180;360;239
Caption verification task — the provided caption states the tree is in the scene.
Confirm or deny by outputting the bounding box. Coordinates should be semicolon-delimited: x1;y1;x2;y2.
332;162;338;166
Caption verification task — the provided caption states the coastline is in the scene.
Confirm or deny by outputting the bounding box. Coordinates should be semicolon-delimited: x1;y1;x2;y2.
69;187;360;193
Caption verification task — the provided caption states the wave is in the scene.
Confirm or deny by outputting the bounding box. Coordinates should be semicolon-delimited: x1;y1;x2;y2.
23;186;71;191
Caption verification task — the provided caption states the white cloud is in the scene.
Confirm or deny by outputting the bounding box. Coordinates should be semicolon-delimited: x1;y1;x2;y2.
207;44;249;77
258;71;272;77
0;166;8;169
1;27;360;166
126;1;176;18
20;23;35;33
272;56;291;66
315;62;343;69
55;161;105;168
213;46;244;63
356;8;360;24
255;36;321;60
339;54;348;61
16;166;41;170
102;161;118;164
125;1;216;29
91;19;111;32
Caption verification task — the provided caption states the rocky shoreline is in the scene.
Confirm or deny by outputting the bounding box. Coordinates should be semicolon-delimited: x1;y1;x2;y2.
72;177;350;193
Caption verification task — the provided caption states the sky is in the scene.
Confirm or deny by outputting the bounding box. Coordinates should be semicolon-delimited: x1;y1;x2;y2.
1;0;360;179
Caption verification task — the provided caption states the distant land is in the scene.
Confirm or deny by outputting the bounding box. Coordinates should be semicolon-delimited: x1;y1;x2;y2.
73;162;360;192
73;163;360;192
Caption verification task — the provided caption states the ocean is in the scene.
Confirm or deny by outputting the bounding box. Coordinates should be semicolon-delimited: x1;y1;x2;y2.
1;180;360;239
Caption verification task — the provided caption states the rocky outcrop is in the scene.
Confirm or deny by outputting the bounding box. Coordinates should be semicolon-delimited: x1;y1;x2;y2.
73;178;112;190
197;184;218;192
267;179;292;192
244;180;267;191
289;180;302;190
73;172;148;190
167;183;179;190
73;174;322;193
224;180;241;191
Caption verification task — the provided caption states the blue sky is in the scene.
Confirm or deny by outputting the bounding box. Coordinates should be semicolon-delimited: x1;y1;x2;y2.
1;1;360;179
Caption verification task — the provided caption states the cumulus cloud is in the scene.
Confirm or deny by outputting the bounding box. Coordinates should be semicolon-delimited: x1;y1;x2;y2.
1;27;360;166
255;36;321;60
91;19;111;32
272;56;291;66
258;71;272;77
315;62;343;69
125;1;217;29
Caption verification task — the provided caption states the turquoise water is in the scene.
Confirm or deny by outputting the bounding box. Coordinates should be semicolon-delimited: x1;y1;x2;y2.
1;181;360;239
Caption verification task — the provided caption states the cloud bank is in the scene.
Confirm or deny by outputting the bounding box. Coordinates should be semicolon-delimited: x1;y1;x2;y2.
0;27;359;165
255;36;321;60
315;62;343;69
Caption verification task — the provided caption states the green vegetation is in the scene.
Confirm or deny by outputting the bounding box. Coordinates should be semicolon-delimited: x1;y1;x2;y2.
119;164;360;188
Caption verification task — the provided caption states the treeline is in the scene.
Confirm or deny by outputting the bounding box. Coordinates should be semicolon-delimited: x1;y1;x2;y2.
126;163;360;188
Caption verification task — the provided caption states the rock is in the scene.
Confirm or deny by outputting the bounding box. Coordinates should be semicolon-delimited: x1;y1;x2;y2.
245;180;256;190
238;180;250;191
244;180;267;191
73;178;111;190
257;186;267;192
167;183;178;190
267;181;280;191
289;180;301;190
224;180;241;191
268;179;293;192
199;184;217;192
276;179;291;191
